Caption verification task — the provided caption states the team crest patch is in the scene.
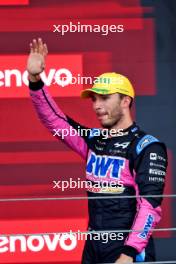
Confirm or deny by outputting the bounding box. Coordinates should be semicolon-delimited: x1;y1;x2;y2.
136;135;159;155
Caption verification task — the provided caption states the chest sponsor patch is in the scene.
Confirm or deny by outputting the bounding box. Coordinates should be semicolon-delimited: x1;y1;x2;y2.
86;152;125;179
87;185;125;194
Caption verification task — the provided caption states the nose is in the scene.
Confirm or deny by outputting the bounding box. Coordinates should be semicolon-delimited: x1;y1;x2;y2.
93;98;102;111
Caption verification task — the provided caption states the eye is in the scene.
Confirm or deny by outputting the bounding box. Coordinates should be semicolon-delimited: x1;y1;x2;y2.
91;95;96;102
102;95;110;100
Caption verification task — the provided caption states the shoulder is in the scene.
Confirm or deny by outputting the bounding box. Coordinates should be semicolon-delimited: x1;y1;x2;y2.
132;130;167;158
130;132;168;172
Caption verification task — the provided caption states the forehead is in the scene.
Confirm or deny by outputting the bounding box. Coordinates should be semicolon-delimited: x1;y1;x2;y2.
90;93;119;99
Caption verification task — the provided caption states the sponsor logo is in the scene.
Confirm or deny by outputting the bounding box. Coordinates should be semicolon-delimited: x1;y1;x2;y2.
150;162;166;169
0;55;82;98
109;149;123;155
86;152;125;179
157;155;166;162
150;153;166;162
149;177;165;183
0;68;73;87
140;139;150;148
97;140;106;145
114;131;129;137
149;168;166;176
95;145;104;151
138;215;154;240
150;153;157;160
88;186;124;194
87;183;125;194
114;142;130;149
131;127;138;133
0;234;77;253
86;186;101;193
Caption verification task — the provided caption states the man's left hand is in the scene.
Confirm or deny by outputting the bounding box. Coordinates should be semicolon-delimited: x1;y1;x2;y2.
115;253;133;263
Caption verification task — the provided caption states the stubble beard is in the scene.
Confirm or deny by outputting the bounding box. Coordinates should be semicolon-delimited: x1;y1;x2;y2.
101;111;124;129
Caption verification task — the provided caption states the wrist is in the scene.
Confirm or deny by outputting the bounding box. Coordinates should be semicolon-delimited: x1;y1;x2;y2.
120;245;138;260
28;73;41;82
29;78;44;91
116;254;133;263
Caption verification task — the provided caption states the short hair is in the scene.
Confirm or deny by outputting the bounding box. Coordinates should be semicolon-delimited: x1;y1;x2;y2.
119;94;133;109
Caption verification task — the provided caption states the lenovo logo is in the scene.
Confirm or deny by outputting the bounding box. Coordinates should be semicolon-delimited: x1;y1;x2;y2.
0;68;73;87
0;233;77;253
0;54;82;98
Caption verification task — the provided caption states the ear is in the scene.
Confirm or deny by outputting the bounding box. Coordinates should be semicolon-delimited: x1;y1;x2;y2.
122;96;131;108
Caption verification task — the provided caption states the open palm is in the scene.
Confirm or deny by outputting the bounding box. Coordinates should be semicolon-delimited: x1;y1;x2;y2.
27;38;48;76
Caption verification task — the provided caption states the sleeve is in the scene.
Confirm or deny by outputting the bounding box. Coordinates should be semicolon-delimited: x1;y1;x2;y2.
122;142;168;259
29;79;90;160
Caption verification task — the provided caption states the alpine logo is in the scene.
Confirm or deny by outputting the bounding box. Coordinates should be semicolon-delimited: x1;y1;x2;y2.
86;152;125;178
138;215;154;240
114;142;130;149
140;139;150;149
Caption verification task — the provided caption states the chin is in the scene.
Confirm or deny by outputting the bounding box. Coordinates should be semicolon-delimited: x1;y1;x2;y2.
101;121;113;129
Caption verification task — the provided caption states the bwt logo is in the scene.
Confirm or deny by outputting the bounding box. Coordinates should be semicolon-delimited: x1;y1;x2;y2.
86;152;125;178
138;215;154;240
0;233;77;253
0;68;73;88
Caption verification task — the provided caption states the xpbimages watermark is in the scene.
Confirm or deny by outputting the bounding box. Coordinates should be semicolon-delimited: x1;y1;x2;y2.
52;73;125;87
53;127;128;140
53;21;124;36
73;230;124;244
53;178;124;193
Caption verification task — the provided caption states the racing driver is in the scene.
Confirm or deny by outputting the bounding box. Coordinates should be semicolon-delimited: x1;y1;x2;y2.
27;38;168;263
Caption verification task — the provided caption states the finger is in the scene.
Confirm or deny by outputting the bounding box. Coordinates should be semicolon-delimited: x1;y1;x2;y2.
38;38;43;54
43;43;48;57
32;39;38;53
42;62;45;71
29;43;35;53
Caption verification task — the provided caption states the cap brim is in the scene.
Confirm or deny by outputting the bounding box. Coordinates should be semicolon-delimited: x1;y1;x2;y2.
80;88;102;98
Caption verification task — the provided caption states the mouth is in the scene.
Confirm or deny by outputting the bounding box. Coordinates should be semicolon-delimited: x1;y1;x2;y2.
96;113;108;121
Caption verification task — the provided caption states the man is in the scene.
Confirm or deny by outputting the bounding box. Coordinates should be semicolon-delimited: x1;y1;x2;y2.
27;38;168;263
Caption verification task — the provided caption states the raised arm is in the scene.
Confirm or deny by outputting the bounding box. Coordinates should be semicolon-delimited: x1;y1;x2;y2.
26;38;88;160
